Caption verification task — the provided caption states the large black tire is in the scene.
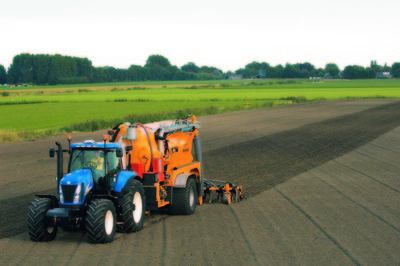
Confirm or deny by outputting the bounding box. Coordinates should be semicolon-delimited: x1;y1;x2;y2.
27;198;58;242
170;177;197;215
86;199;116;244
118;180;146;233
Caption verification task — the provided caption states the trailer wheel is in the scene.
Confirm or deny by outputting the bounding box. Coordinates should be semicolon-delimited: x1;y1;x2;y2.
118;180;146;233
222;193;231;204
86;199;116;244
27;198;58;242
170;177;197;215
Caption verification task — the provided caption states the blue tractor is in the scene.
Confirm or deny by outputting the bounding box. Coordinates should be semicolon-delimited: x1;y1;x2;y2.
27;137;146;244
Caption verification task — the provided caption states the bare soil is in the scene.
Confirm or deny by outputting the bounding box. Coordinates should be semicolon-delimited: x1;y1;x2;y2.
0;99;399;265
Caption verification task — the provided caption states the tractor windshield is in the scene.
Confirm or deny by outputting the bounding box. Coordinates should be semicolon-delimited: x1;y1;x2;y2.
106;150;121;176
69;149;106;182
69;149;121;185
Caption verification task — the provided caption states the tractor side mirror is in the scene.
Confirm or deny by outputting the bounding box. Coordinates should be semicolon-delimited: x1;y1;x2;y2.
49;148;55;158
126;146;133;152
116;148;123;158
108;130;114;136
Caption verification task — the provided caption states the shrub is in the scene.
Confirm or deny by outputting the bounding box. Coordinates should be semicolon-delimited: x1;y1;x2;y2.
262;101;274;107
220;83;231;88
279;96;307;103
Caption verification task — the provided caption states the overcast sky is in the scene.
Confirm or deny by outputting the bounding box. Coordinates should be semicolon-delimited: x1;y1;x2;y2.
1;0;399;72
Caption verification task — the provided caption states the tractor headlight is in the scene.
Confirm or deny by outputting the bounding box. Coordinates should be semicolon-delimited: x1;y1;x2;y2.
59;185;64;203
73;184;82;204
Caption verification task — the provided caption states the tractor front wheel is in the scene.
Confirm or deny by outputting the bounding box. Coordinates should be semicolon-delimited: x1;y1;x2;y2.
86;199;116;244
27;198;58;242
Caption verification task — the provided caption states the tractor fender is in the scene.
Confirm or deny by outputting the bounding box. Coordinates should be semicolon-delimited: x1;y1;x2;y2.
174;173;195;188
114;171;137;193
36;194;59;208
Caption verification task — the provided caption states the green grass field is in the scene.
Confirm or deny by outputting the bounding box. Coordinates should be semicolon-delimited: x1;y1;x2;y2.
1;79;399;143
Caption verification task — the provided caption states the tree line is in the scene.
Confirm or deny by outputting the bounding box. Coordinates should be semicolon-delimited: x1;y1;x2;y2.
1;53;399;85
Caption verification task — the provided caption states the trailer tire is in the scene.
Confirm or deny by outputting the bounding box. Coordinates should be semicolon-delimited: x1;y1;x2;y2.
170;177;197;215
222;193;231;204
27;198;58;242
118;180;146;233
86;199;116;244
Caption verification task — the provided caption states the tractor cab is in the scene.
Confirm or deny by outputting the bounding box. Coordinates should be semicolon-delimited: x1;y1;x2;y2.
54;140;127;208
68;141;125;190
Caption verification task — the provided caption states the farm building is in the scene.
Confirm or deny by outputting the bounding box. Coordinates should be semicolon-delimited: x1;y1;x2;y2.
212;70;222;77
323;73;334;79
377;72;392;79
251;69;266;79
226;74;243;80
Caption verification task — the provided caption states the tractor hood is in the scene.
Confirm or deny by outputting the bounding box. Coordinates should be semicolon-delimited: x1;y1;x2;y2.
61;169;94;187
59;169;94;205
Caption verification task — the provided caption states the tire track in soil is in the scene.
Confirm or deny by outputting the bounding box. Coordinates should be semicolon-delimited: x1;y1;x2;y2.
273;187;362;266
203;101;400;198
66;232;87;265
1;101;400;240
0;188;56;239
307;170;400;233
354;150;400;170
333;160;400;194
161;219;167;266
229;206;259;265
369;142;400;154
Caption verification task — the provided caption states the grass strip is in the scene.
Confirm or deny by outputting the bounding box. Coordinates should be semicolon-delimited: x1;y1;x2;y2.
0;100;279;144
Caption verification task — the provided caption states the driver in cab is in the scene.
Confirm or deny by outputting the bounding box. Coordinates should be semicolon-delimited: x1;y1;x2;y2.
89;150;104;170
87;150;105;184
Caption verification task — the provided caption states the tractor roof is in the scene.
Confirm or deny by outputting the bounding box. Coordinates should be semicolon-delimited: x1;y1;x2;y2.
71;140;121;149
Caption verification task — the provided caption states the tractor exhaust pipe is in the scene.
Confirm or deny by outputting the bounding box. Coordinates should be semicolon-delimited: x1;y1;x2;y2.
55;142;63;189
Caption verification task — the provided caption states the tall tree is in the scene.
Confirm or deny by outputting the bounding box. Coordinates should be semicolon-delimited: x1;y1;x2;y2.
200;65;222;75
266;65;284;78
342;65;368;79
282;63;298;78
0;65;6;84
325;63;340;77
181;62;200;73
76;57;94;81
7;53;34;83
392;62;400;78
382;63;391;72
145;55;171;68
144;55;178;80
32;54;51;84
128;65;148;81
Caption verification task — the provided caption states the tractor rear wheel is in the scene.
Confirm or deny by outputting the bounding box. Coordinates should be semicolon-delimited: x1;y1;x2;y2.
118;180;146;233
27;198;58;242
170;177;197;215
86;199;116;244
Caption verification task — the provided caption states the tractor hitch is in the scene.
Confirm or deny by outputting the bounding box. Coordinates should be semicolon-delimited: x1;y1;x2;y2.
46;208;72;227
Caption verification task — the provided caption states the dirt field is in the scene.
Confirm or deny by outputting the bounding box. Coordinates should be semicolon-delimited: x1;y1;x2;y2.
0;99;399;265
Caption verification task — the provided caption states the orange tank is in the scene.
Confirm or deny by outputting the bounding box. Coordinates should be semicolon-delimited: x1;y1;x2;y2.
109;123;162;172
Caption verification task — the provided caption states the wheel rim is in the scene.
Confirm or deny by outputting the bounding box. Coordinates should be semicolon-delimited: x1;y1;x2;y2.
105;210;113;235
133;192;142;223
189;186;195;208
222;193;230;204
